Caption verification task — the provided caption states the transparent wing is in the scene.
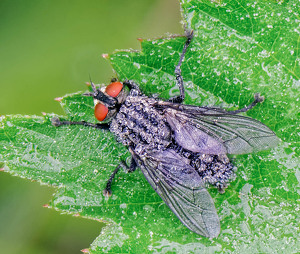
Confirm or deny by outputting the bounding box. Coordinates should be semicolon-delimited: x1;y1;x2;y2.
158;102;279;155
133;148;220;238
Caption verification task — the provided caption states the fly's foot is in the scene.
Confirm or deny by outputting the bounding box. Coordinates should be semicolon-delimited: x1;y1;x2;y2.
51;117;63;127
254;93;264;103
216;183;227;194
185;29;194;41
103;188;112;197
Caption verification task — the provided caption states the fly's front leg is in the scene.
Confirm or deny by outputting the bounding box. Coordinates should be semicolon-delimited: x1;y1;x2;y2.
51;117;110;130
169;30;194;104
53;117;137;196
103;158;137;196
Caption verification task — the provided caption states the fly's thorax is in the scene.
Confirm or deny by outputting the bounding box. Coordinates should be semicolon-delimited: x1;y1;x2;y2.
109;93;171;154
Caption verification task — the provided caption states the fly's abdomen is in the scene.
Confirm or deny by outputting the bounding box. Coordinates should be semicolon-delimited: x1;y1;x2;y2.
110;94;171;154
169;143;235;190
191;153;235;190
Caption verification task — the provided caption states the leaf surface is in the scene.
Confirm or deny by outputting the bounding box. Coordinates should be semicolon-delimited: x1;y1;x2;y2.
0;0;299;253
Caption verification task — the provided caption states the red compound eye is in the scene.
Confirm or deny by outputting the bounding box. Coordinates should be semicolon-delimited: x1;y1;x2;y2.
94;103;108;121
105;82;123;97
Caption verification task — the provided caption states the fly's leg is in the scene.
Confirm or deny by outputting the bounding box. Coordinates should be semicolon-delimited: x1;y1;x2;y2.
51;117;110;130
103;158;137;196
52;117;137;196
227;93;265;115
169;30;194;104
123;80;141;94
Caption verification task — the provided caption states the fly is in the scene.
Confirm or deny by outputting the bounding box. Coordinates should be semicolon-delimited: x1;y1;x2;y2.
52;31;279;237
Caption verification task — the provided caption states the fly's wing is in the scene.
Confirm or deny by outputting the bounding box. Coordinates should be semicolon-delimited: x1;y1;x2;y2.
133;148;220;238
157;102;279;155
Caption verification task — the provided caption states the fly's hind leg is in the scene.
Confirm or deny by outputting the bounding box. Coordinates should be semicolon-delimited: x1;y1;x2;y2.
169;30;194;104
103;158;137;196
227;93;265;115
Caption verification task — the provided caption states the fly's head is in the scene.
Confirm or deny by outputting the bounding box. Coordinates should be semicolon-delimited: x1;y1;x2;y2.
84;81;129;122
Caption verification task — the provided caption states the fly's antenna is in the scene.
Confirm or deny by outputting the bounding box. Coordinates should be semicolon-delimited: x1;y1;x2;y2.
83;75;97;97
89;74;97;93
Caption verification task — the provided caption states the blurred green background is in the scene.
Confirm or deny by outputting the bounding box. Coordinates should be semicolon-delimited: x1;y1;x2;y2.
0;0;181;253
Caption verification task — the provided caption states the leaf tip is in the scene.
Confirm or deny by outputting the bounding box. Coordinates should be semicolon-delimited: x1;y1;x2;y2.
54;97;63;102
43;203;50;208
0;168;4;172
137;38;143;42
81;248;89;253
74;213;80;217
102;53;109;59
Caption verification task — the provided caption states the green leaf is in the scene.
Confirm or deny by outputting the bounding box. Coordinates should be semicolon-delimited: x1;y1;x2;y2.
1;0;299;253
